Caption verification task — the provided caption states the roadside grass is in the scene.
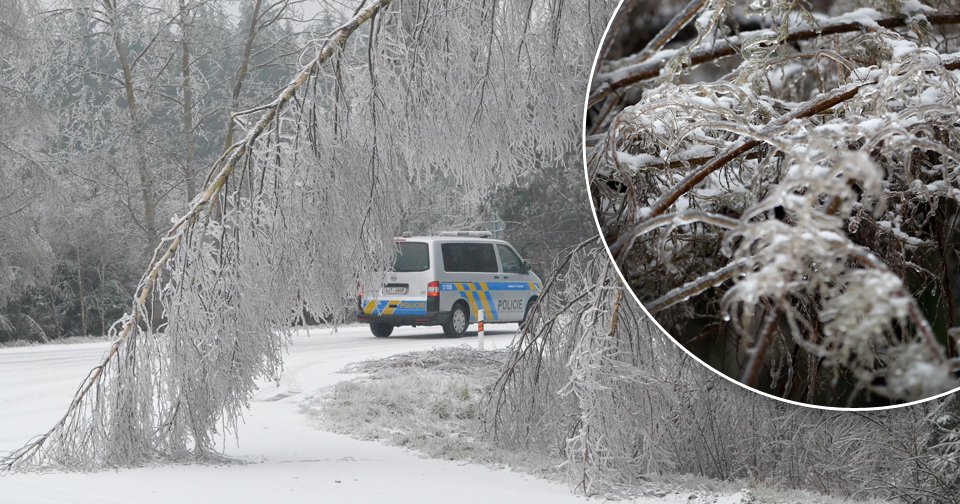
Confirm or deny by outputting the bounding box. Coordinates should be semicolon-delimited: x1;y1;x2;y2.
303;347;892;504
300;346;565;481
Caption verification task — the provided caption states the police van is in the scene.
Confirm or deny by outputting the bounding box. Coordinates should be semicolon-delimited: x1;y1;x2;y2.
357;231;541;338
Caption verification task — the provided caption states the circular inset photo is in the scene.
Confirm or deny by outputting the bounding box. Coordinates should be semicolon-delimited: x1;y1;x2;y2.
586;0;960;408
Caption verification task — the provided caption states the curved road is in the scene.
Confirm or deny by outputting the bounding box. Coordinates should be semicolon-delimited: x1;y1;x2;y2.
0;324;604;504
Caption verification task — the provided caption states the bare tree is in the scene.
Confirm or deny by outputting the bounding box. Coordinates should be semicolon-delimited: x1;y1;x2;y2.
177;0;198;202
0;0;54;333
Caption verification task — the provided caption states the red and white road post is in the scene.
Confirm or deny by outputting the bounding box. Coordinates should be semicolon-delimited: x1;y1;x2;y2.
477;310;485;350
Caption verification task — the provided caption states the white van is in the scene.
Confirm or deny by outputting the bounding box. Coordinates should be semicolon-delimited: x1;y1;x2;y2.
357;231;541;337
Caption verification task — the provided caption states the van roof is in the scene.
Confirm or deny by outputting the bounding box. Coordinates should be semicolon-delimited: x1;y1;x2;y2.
393;235;509;245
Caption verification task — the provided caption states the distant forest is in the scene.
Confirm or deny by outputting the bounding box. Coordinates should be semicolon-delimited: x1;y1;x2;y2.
0;0;593;343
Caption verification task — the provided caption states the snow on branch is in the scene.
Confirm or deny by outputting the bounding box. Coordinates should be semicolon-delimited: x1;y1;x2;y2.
590;8;960;105
0;0;393;471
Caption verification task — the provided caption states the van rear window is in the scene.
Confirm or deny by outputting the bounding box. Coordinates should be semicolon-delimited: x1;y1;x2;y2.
393;242;429;272
441;243;498;273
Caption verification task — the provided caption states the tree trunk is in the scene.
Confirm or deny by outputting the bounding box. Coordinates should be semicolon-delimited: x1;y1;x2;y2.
48;277;61;340
76;246;87;336
179;0;197;202
107;1;163;327
98;256;107;336
109;3;160;253
223;0;263;150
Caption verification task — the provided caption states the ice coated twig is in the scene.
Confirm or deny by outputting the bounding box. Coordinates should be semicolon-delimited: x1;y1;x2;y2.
848;248;947;365
643;82;867;220
609;210;740;261
590;10;960;104
645;258;747;313
741;306;780;386
594;0;707;99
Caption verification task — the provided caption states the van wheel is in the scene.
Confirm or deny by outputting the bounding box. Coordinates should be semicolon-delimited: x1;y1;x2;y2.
521;296;538;327
443;302;469;338
370;322;394;338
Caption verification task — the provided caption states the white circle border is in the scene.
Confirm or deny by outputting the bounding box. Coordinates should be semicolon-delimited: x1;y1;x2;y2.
579;0;960;412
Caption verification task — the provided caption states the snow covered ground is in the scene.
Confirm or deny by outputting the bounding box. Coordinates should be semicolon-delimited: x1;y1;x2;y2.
0;325;884;504
0;324;630;503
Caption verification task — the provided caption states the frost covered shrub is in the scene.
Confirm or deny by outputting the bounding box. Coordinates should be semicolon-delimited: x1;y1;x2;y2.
588;0;960;406
486;245;956;501
484;241;672;489
483;241;594;458
920;395;960;501
309;348;563;478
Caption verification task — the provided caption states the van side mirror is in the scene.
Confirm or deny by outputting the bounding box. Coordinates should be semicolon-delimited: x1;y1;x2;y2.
522;259;532;274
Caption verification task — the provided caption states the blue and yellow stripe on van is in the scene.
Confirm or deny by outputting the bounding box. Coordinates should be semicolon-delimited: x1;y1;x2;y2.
440;281;541;321
361;299;427;316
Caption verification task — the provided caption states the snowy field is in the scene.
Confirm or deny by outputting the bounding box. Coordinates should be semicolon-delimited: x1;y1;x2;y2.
0;324;632;503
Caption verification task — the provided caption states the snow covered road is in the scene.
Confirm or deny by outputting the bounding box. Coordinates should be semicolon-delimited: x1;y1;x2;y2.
0;324;595;504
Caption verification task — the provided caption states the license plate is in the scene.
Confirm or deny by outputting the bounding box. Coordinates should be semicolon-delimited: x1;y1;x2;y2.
383;286;407;295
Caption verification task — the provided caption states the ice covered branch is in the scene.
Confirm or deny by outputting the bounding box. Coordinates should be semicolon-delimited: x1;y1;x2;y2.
590;10;960;104
645;258;746;313
643;82;866;219
608;210;740;259
0;0;392;471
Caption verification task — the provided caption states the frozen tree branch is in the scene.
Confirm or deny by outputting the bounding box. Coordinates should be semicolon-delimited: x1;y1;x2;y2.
0;0;392;471
590;10;960;105
643;81;866;220
608;210;740;259
645;258;746;313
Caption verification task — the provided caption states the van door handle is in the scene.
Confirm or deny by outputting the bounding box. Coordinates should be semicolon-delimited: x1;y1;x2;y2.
493;275;501;279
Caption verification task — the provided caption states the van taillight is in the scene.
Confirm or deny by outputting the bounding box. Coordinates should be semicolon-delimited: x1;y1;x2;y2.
427;281;440;312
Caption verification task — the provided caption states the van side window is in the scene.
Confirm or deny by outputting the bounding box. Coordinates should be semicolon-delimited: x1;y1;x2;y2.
497;245;525;274
441;243;498;273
